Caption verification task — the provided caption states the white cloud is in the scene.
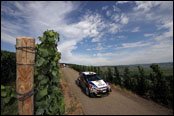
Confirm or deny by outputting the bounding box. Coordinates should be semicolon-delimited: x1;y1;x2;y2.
118;35;126;39
107;13;129;34
113;5;121;12
116;41;152;50
120;13;129;24
95;43;106;51
116;1;131;4
94;53;116;57
126;1;173;25
92;38;172;65
144;33;155;37
60;51;113;66
1;1;78;43
133;1;172;13
86;48;91;51
91;33;104;42
102;6;108;10
1;32;16;44
111;14;120;22
106;10;111;16
108;23;120;34
132;27;140;32
154;20;173;41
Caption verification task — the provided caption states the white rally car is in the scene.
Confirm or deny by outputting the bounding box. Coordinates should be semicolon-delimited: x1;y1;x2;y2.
76;72;112;97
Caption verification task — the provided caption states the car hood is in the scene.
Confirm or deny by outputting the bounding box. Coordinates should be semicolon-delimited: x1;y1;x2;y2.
91;80;107;88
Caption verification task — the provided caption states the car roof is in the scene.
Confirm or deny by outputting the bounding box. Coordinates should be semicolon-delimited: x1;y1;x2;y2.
82;72;96;75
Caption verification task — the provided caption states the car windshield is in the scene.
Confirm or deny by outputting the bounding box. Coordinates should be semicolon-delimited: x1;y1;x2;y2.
86;74;102;81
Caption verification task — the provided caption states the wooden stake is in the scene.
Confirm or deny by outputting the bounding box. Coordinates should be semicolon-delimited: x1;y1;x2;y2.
16;36;35;115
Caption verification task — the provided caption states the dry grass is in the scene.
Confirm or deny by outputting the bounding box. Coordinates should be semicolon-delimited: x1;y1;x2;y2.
59;69;84;115
111;84;139;98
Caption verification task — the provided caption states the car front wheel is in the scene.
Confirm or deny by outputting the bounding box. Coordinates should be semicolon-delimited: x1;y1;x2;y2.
76;80;80;86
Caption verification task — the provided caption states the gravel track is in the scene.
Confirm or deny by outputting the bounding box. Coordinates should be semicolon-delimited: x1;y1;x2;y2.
62;67;172;115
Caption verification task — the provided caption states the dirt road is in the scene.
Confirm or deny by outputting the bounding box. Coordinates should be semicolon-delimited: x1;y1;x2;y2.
62;67;172;115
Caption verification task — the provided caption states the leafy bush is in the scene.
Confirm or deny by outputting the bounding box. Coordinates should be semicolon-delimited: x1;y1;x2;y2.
34;30;65;115
1;50;16;85
1;85;17;115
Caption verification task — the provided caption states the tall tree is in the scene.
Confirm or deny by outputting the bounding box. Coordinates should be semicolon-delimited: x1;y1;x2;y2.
123;67;131;89
114;66;121;86
94;66;97;73
99;70;105;79
137;66;147;96
150;64;168;104
107;68;113;83
97;67;100;74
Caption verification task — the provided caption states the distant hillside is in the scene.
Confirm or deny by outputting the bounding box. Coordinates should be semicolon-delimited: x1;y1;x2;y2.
103;62;173;76
62;62;173;76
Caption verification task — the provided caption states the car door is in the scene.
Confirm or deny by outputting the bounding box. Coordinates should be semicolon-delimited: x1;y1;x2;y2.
79;74;84;88
80;74;87;89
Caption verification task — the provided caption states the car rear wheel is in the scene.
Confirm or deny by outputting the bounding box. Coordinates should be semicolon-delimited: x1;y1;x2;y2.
85;87;90;96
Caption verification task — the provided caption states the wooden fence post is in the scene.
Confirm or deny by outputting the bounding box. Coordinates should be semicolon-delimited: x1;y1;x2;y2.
16;36;35;115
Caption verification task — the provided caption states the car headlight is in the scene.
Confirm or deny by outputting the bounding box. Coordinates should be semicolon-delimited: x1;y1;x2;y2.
91;85;97;89
108;85;111;89
89;84;97;91
106;83;111;89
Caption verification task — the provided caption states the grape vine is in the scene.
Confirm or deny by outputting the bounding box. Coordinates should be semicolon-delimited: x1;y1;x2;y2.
34;30;65;115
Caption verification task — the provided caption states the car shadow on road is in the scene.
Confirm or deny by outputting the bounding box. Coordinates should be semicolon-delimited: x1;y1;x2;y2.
74;79;109;98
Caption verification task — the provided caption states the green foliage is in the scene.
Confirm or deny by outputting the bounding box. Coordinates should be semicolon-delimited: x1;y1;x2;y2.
97;67;100;74
35;30;65;115
1;50;16;85
107;68;114;83
123;67;132;89
1;51;17;114
149;64;171;106
137;66;149;96
1;85;17;115
91;66;94;72
114;66;121;86
94;67;97;73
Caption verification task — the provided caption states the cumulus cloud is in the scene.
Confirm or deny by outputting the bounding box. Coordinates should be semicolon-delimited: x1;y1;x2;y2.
113;5;121;12
116;1;131;4
108;23;120;34
95;43;106;51
1;32;16;44
106;10;111;16
132;27;140;32
115;41;152;50
133;1;172;13
144;33;155;37
120;13;129;24
102;6;108;10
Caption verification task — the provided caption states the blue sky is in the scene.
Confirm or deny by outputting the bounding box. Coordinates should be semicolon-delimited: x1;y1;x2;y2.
1;1;173;66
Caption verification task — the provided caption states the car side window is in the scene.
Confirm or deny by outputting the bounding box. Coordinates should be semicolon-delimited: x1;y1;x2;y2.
84;75;88;82
80;74;84;80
